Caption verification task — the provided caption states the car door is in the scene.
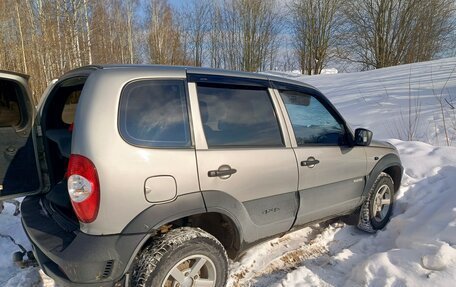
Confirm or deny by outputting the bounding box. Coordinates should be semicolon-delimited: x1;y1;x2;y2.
0;71;42;200
188;74;299;242
274;84;367;225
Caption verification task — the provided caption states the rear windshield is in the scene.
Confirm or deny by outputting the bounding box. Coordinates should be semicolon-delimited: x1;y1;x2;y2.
119;79;191;148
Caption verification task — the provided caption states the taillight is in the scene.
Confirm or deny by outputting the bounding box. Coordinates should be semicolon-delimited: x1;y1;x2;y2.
67;154;100;223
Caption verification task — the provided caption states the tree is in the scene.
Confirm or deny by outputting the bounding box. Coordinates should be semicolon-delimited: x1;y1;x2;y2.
220;0;282;71
343;0;455;69
289;0;342;75
178;1;210;66
147;0;186;65
209;2;224;68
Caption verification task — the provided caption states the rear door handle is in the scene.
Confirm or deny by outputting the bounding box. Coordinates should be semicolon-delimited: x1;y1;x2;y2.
301;157;320;168
208;165;237;178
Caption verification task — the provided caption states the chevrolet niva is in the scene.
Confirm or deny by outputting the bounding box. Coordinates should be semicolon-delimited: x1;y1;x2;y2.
0;66;402;287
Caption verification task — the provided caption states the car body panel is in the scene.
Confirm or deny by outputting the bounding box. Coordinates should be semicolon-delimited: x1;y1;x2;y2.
293;146;367;224
72;68;200;235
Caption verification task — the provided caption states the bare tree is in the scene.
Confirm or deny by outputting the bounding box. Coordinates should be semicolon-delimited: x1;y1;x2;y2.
126;0;138;64
342;0;455;69
14;0;28;74
178;1;211;66
147;0;186;65
1;0;455;106
289;0;341;75
220;0;282;71
209;2;224;68
83;0;92;64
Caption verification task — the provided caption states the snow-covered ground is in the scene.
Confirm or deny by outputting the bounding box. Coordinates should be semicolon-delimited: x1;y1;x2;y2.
228;140;456;287
1;58;456;286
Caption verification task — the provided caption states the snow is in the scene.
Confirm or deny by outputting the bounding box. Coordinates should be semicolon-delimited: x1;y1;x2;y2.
320;68;338;75
227;140;456;287
1;58;456;286
0;201;41;286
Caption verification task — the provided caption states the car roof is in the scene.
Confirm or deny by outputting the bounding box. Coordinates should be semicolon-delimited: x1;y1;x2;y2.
64;64;317;91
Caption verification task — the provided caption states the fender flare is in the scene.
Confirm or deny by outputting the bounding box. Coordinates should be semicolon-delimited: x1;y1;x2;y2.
362;153;403;200
119;191;251;275
121;192;207;235
120;192;207;275
201;190;259;245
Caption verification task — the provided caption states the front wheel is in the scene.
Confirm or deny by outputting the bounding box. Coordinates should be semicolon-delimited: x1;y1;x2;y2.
131;227;228;287
357;172;395;232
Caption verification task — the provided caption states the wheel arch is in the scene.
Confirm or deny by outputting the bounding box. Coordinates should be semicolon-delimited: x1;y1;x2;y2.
363;154;403;200
383;165;402;192
121;191;246;277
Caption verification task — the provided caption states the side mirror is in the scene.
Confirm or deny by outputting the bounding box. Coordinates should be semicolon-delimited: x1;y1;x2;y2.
354;128;373;146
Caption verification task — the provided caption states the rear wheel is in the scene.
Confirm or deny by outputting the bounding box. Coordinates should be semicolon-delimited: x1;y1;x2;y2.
131;227;228;287
357;172;395;232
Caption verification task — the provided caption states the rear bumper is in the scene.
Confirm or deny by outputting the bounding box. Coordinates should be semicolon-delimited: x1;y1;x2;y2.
21;195;145;286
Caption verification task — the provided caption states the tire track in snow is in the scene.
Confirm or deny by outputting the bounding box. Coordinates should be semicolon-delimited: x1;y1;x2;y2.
228;221;346;287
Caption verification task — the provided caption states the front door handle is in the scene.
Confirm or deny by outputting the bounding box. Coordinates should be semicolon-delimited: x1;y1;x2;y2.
208;165;237;179
301;157;320;168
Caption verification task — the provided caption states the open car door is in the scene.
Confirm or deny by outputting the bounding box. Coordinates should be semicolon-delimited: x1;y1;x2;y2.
0;70;42;200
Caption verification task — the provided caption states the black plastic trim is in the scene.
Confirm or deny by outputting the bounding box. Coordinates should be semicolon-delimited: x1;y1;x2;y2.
122;191;207;234
188;73;270;88
362;153;403;201
21;195;144;286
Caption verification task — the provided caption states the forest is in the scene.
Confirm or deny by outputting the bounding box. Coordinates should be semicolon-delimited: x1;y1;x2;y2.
0;0;455;102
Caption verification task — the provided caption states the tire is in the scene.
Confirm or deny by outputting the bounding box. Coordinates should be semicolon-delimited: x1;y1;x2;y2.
357;172;395;233
131;227;228;287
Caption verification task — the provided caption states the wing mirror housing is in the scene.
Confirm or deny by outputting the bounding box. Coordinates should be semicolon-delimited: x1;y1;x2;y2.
354;128;373;146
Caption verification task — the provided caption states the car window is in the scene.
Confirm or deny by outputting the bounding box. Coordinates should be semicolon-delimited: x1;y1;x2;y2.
279;90;345;146
0;80;21;127
197;84;283;147
119;80;191;148
62;90;81;124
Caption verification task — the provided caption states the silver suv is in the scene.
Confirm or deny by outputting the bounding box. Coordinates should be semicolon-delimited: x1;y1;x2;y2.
0;66;402;287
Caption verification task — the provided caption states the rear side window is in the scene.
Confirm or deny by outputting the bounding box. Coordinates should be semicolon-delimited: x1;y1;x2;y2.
62;90;81;124
0;80;22;127
119;80;191;148
197;84;283;147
